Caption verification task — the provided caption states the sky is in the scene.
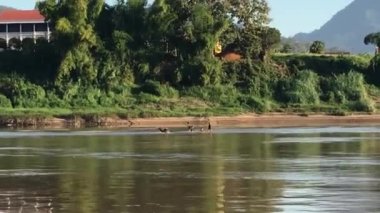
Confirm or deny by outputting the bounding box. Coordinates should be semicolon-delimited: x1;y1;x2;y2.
0;0;355;37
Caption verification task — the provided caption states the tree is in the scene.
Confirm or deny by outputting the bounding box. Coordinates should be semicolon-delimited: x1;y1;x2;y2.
8;38;22;50
33;0;272;87
364;32;380;53
177;3;229;86
0;38;6;50
38;0;105;85
259;27;281;61
228;0;270;59
309;40;325;54
113;0;148;51
22;38;35;54
280;43;293;53
279;37;310;53
364;32;380;73
146;0;177;52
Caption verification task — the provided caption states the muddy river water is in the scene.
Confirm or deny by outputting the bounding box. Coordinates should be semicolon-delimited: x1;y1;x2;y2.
0;126;380;212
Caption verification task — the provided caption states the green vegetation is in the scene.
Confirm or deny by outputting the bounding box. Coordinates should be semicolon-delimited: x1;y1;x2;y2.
0;1;380;122
309;41;325;54
364;32;380;50
272;54;371;75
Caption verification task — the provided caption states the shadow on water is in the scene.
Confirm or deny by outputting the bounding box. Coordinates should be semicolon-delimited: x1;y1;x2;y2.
0;126;379;212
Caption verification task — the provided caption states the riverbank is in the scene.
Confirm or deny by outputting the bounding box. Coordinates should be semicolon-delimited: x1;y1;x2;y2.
2;113;380;129
105;113;380;128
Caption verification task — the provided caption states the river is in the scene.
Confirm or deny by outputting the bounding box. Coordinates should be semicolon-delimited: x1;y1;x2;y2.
0;126;380;212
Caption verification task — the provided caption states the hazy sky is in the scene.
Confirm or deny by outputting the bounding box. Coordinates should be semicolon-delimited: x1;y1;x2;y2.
0;0;355;37
269;0;355;36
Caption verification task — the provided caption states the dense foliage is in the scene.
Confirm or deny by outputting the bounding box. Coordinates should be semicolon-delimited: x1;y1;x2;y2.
309;40;325;54
0;0;379;118
364;32;380;49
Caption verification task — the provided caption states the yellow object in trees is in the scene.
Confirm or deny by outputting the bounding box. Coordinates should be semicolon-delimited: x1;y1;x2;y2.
214;41;222;54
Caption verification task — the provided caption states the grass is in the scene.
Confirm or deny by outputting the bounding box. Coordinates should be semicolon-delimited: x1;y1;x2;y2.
0;101;248;120
0;101;375;121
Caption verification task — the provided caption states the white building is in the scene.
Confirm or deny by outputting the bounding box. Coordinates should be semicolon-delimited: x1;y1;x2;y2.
0;10;50;46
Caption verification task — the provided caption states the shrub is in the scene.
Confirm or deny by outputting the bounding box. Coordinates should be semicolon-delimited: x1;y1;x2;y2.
0;74;46;107
320;71;375;112
115;96;136;108
238;95;271;112
98;92;116;107
223;60;280;99
70;87;102;107
0;94;12;107
309;40;325;54
348;98;376;112
14;84;46;108
277;70;320;105
61;83;80;102
328;108;348;116
136;93;160;104
138;80;179;98
321;71;368;103
45;91;68;108
272;54;370;76
246;74;276;99
112;86;136;108
183;85;240;107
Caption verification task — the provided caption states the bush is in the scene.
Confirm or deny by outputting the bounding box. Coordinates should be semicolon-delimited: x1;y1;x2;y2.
98;92;116;107
45;91;68;108
223;60;280;99
246;74;277;99
0;74;46;107
277;70;320;105
70;87;102;107
272;54;370;76
0;94;12;107
183;85;240;107
14;84;46;108
138;80;179;98
336;71;367;100
320;71;375;112
115;96;136;108
348;98;375;112
238;95;272;112
321;71;368;102
328;108;348;116
136;93;160;104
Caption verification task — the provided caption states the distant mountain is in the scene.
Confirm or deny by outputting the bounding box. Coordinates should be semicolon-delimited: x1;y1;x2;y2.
0;6;15;11
293;0;380;53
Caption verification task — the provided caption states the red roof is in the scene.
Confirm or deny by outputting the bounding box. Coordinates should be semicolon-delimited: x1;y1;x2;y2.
0;10;45;23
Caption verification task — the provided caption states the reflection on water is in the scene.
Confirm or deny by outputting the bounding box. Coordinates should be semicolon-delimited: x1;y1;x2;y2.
0;127;379;212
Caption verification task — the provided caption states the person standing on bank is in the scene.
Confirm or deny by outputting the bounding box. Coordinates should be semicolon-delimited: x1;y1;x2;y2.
208;121;212;132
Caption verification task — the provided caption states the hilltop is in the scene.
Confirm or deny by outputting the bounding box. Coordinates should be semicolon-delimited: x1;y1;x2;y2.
0;6;15;11
294;0;380;53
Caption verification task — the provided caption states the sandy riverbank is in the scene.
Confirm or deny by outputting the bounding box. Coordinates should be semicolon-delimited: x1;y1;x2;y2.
129;113;380;128
2;113;380;129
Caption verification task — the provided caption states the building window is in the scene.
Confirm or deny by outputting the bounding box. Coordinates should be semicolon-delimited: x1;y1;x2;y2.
22;24;34;32
35;23;47;32
0;24;5;33
8;24;20;33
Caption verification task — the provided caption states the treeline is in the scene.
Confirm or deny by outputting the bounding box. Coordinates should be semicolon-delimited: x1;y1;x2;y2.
33;0;277;86
0;0;378;116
